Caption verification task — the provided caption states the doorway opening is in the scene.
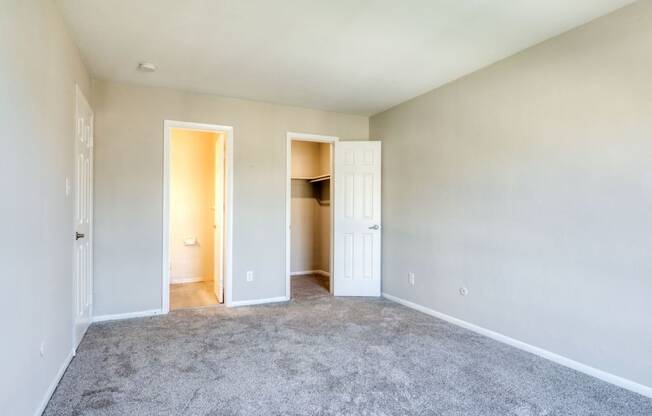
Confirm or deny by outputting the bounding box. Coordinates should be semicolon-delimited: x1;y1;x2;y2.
286;133;338;300
163;121;233;312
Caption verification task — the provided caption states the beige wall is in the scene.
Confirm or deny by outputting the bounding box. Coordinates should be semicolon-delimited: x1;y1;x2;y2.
92;80;368;313
291;179;319;272
315;179;331;272
318;142;331;177
291;140;331;178
170;129;219;283
316;143;331;272
0;1;91;414
371;1;652;388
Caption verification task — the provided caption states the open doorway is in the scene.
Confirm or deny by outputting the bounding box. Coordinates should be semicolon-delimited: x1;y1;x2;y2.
163;121;233;312
286;133;337;300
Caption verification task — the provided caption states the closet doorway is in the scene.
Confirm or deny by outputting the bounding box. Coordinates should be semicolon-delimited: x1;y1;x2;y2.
163;121;234;312
286;133;337;300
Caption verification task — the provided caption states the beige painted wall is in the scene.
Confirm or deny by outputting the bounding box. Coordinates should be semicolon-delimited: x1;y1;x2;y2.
371;1;652;388
0;1;91;414
315;179;331;272
291;179;319;272
316;143;332;272
170;129;219;283
92;80;368;313
318;143;331;177
291;140;331;178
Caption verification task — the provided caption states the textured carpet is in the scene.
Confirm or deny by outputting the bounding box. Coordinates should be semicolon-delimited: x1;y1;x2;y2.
290;274;330;299
45;291;651;415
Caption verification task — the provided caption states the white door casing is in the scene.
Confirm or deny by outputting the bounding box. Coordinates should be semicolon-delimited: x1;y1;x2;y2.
74;85;93;348
333;141;381;297
214;135;225;303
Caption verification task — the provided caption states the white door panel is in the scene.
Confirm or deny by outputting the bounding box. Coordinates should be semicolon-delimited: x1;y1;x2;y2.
334;141;381;296
74;86;93;348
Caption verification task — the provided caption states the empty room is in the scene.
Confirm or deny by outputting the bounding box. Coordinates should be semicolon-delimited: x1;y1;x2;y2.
2;1;651;415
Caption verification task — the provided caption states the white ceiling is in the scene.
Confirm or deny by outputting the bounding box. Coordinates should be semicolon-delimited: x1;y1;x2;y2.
56;0;635;115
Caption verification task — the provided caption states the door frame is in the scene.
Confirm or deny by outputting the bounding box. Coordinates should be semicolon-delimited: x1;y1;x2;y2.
213;137;226;303
163;120;234;311
285;132;339;299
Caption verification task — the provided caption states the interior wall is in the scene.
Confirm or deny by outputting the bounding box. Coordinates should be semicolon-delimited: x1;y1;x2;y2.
170;129;218;284
291;140;326;178
0;1;91;414
315;144;331;272
318;142;331;178
370;0;652;389
290;141;331;274
92;80;368;313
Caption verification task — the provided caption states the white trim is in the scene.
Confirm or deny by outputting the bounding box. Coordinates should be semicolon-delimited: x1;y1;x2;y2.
286;131;338;143
213;135;226;303
34;349;74;416
228;296;289;307
163;120;235;310
286;132;338;301
93;309;163;323
382;293;652;399
291;270;331;277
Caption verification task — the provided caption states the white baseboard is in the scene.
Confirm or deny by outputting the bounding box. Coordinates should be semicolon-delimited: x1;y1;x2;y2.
382;292;652;399
34;349;74;416
291;270;330;277
228;296;289;307
93;309;163;323
170;276;209;284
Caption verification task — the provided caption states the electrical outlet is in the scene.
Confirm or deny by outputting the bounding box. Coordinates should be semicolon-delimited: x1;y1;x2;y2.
40;341;45;358
459;287;469;296
408;272;415;286
246;271;254;282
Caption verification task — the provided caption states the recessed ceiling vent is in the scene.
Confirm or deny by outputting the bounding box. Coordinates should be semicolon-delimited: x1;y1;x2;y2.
137;62;157;72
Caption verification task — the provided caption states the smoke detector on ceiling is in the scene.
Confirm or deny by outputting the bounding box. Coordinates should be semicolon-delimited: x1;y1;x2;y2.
137;62;157;72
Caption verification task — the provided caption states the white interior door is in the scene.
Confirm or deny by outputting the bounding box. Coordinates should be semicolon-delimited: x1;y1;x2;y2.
333;141;381;296
74;86;93;348
213;135;224;303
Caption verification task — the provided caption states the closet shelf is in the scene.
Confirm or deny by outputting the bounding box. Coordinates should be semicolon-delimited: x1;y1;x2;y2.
309;175;330;183
291;174;330;183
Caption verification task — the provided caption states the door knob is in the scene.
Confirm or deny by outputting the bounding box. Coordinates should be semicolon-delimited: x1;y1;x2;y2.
368;224;380;230
75;232;85;240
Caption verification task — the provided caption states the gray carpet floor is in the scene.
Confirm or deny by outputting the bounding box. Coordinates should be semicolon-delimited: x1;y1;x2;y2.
45;281;651;415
